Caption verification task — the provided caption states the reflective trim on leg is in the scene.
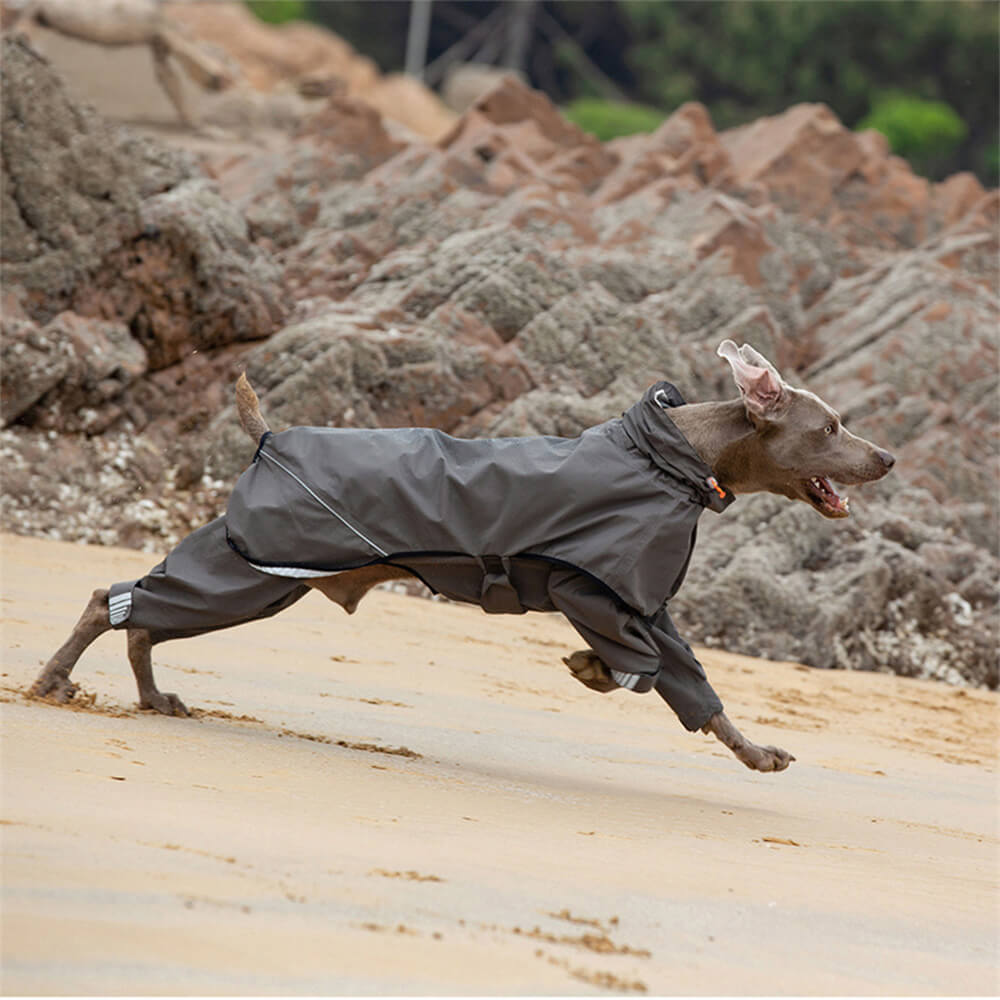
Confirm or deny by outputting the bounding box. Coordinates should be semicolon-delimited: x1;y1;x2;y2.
609;669;653;692
108;581;136;627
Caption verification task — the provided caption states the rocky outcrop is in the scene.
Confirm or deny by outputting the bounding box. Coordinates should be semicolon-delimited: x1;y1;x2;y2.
164;0;457;140
1;38;189;320
1;307;145;432
721;103;989;250
2;45;996;687
1;36;288;433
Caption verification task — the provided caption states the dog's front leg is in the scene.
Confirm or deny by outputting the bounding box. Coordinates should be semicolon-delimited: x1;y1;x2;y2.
562;649;619;693
702;712;794;772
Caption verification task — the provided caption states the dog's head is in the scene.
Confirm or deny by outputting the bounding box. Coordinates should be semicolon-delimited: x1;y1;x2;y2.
717;340;895;518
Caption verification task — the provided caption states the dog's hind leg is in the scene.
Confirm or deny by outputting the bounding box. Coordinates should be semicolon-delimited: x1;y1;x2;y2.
127;629;188;716
30;588;112;704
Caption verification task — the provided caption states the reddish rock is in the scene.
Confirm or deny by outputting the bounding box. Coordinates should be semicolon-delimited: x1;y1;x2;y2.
460;75;597;150
721;102;988;251
930;171;985;229
853;128;892;184
723;103;865;218
593;104;731;206
687;195;778;286
296;95;405;166
929;192;999;291
439;77;618;195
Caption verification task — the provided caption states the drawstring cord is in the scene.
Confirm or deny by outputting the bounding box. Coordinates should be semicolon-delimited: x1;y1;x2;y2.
706;476;727;500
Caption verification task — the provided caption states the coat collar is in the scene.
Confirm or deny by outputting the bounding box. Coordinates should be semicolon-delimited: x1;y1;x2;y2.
620;382;736;513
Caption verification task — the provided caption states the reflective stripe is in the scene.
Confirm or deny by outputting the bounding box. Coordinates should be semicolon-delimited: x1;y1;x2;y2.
258;448;387;557
610;669;641;690
247;562;336;579
108;591;132;626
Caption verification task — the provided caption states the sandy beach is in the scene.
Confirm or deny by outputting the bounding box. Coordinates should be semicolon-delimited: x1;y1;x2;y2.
1;532;997;995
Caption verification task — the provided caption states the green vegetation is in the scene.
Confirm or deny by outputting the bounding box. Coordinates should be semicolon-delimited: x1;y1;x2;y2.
859;93;968;176
563;98;664;141
246;0;306;25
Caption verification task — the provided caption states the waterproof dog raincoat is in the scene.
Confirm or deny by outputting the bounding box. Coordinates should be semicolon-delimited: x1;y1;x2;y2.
110;382;734;730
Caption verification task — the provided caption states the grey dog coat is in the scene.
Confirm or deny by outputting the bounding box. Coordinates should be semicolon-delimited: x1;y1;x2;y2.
110;382;733;730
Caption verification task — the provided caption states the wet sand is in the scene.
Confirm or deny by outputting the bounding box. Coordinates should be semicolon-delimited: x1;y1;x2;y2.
1;532;997;995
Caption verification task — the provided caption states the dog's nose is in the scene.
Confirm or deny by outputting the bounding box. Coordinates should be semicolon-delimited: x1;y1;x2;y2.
877;449;895;470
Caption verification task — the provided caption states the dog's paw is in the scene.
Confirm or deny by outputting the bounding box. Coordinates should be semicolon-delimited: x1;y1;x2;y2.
563;650;618;693
139;691;190;717
735;742;795;773
29;672;79;704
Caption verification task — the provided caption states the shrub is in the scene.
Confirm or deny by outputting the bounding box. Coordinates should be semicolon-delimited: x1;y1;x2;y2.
858;93;968;174
563;97;665;141
245;1;306;25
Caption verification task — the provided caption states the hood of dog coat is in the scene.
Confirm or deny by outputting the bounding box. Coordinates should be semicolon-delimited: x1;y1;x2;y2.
225;382;733;617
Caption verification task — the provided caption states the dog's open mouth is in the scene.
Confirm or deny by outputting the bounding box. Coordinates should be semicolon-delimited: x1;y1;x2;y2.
803;476;850;518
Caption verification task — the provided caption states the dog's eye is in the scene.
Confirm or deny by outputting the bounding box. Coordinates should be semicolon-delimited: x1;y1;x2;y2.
824;423;836;435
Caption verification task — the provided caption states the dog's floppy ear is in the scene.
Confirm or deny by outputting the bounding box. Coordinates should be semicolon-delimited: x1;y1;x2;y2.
717;339;787;419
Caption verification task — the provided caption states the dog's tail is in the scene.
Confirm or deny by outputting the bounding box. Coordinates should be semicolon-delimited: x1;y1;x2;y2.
235;373;270;443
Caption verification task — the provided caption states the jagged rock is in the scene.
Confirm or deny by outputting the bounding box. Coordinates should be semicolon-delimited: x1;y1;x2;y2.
723;103;866;216
95;177;286;370
1;314;75;425
363;73;457;142
17;312;148;433
1;36;287;435
802;251;999;533
439;76;618;195
671;495;998;689
0;36;192;319
203;305;531;480
720;102;989;249
296;95;405;168
596;102;732;205
0;420;230;551
389;225;583;339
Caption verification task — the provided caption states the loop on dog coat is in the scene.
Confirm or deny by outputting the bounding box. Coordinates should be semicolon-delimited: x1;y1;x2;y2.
478;555;526;614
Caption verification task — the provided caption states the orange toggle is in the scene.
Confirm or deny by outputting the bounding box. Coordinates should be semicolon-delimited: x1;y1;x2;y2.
706;476;726;499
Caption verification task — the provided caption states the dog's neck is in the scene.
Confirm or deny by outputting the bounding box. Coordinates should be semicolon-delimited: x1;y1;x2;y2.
668;400;762;495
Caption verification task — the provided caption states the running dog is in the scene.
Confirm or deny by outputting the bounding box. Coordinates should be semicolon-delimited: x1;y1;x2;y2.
31;341;895;773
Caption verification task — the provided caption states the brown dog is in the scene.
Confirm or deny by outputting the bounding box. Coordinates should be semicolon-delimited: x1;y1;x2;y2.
32;341;895;773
